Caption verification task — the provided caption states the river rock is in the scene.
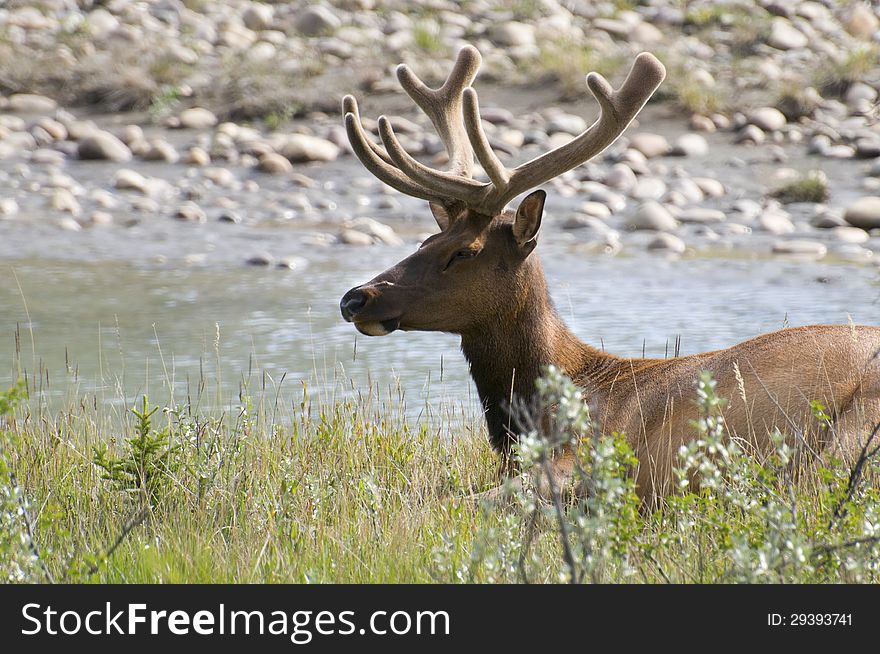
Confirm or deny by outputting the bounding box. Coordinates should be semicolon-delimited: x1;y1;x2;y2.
242;3;274;31
279;134;340;163
175;202;207;223
113;169;150;193
488;21;536;47
628;133;670;158
142;140;179;163
185;147;211;166
831;226;870;244
678;208;726;224
546;113;587;136
50;188;80;215
771;239;827;258
344;217;403;246
758;212;795;234
747;107;787;131
735;124;765;145
767;17;808;49
78;131;132;161
339;229;374;246
647;232;686;254
671;133;708;157
295;5;342;35
246;252;275;266
178;108;218;130
258;152;293;173
844;197;880;230
6;93;57;114
627;201;677;231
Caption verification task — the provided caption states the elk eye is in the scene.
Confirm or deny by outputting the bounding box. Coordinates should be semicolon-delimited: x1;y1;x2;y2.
445;249;477;270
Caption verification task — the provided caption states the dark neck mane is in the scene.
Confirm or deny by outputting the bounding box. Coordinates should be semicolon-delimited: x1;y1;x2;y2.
458;256;611;456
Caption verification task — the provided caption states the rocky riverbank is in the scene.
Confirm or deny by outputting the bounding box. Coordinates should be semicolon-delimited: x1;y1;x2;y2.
1;1;880;268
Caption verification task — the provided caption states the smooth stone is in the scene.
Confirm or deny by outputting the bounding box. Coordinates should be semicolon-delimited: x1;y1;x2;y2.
178;108;218;130
830;226;870;244
628;133;670;158
546;113;587;136
279;135;340;163
246;252;275;266
771;239;827;258
344;217;403;246
142;140;179;163
185;147;211;166
487;21;536;47
678;208;726;224
758;212;796;234
767;17;808;50
692;177;725;197
627;201;677;231
338;229;374;246
577;201;612;219
50;188;80;215
294;5;342;36
735;124;765;145
844;197;880;230
174;202;207;223
113;169;150;193
604;163;637;191
258;152;293;173
78;131;132;162
747;107;787;131
671;133;709;157
7;93;57;114
631;177;667;200
646;232;686;254
242;3;274;31
810;209;847;228
277;256;308;270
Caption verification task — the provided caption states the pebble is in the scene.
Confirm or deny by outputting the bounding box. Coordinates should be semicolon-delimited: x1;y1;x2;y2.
844;197;880;230
671;133;709;157
647;232;686;254
175;202;207;223
678;208;726;224
258;152;293;174
295;5;342;36
178;108;218;130
747;107;787;132
627;201;677;231
279;134;340;163
627;133;670;159
7;93;58;114
771;239;827;258
78;131;132;162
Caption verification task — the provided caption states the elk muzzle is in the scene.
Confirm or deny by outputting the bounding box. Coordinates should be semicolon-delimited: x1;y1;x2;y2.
340;283;401;336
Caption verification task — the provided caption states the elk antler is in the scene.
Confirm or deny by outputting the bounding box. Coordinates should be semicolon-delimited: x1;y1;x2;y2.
343;46;666;217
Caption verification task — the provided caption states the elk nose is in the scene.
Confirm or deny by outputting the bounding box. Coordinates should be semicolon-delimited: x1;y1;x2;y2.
340;288;368;321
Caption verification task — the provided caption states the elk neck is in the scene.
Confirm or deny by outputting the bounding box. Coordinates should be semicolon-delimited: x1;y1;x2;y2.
458;255;616;454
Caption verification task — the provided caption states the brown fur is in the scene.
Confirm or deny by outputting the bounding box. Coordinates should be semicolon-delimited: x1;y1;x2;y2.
341;195;880;502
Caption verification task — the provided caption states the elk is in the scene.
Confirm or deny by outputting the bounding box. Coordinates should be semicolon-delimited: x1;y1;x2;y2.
339;45;880;502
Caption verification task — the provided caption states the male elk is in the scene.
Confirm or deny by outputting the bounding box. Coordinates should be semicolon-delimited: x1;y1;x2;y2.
339;46;880;501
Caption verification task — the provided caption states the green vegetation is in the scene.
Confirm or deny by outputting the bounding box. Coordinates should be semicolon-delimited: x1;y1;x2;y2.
413;20;445;55
770;171;830;204
532;40;626;102
2;363;879;584
814;45;879;98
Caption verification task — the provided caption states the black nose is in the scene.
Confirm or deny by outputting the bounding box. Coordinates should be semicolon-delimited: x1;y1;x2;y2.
340;288;368;321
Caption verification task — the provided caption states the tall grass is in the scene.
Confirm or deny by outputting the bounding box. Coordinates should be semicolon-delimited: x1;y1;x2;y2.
2;364;879;583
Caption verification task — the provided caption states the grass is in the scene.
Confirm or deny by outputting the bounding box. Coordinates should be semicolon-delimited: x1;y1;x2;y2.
2;362;879;584
531;40;626;102
814;45;879;98
770;171;830;204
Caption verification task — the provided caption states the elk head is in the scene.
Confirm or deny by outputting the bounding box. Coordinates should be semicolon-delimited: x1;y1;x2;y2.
339;46;665;338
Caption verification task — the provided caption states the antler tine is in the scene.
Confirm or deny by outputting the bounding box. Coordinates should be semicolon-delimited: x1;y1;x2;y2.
493;52;666;209
343;103;446;203
342;95;394;166
462;87;509;189
376;115;485;201
396;45;481;177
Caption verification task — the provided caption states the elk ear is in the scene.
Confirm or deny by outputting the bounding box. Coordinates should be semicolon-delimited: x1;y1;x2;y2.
429;202;452;231
513;190;545;249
